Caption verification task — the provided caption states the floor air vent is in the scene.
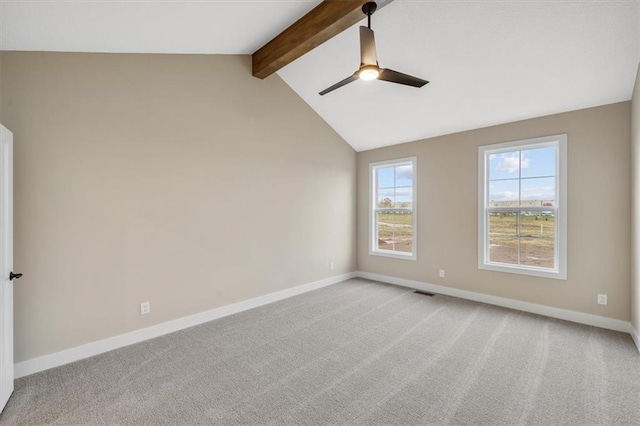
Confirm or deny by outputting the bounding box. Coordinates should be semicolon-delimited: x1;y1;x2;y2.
414;290;435;297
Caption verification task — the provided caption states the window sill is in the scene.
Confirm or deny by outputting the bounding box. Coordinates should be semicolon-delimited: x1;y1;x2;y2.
479;262;566;280
370;250;416;261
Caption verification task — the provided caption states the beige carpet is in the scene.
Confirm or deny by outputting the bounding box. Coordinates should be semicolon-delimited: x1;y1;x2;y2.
1;278;639;425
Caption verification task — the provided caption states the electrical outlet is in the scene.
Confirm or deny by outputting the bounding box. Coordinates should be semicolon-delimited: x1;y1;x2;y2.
330;261;334;270
140;302;150;315
439;269;445;278
597;294;607;305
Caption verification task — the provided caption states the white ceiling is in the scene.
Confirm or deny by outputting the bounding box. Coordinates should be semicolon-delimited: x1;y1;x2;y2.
2;1;639;152
0;0;322;54
278;1;640;151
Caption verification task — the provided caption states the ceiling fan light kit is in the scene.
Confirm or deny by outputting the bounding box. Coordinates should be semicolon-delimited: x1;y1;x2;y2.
359;65;380;80
319;1;429;96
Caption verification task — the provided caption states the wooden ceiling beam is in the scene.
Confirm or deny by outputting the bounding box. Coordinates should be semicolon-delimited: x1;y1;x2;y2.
252;0;393;79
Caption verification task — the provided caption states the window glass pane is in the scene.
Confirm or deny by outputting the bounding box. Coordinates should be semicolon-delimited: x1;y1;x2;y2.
395;163;413;187
392;212;413;253
489;179;519;204
521;177;555;206
521;146;556;179
372;160;415;257
394;187;412;208
481;139;562;276
376;188;394;208
519;211;555;268
376;166;395;189
376;211;394;251
488;212;518;265
489;151;521;181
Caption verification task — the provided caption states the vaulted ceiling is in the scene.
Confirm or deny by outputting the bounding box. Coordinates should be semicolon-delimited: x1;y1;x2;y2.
2;0;638;151
281;1;639;150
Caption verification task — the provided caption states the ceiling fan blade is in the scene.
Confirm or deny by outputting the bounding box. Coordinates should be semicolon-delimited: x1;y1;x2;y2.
319;73;358;96
378;68;429;88
360;26;378;66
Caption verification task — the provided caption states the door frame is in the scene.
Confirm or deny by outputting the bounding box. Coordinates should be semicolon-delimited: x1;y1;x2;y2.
0;124;14;411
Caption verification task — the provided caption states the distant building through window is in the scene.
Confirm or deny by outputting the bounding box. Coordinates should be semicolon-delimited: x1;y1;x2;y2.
478;135;567;279
370;157;416;260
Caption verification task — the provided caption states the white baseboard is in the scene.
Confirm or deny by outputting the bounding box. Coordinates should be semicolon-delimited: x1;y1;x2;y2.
14;272;356;379
14;271;636;378
631;326;640;353
357;271;632;334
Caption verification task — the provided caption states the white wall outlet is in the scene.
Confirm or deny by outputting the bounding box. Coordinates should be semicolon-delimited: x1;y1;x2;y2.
330;261;334;270
597;294;607;305
140;302;150;315
439;269;445;278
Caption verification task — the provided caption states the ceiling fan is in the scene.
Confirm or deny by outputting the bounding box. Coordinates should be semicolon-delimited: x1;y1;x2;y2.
319;1;429;96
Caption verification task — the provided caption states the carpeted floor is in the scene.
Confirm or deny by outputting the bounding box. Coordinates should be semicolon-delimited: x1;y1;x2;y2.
1;278;639;425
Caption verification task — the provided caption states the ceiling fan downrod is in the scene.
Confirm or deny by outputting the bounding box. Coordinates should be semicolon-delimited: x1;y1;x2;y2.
362;2;377;29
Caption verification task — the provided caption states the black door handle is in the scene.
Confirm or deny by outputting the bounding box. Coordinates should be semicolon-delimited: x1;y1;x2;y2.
9;272;22;281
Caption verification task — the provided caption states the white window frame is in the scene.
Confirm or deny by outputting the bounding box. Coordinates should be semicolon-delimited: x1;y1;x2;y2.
478;134;567;280
369;157;417;261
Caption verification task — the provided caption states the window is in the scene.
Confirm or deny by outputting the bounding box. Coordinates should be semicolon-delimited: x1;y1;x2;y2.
370;157;417;260
478;135;567;279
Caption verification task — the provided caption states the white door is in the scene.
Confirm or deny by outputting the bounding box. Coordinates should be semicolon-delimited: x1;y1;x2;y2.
0;124;14;412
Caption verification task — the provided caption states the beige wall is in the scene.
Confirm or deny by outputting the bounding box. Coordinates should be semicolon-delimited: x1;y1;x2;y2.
0;51;633;364
358;102;632;321
632;63;640;334
0;52;357;363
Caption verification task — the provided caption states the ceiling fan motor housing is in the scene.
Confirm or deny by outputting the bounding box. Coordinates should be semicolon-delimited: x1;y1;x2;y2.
362;2;378;16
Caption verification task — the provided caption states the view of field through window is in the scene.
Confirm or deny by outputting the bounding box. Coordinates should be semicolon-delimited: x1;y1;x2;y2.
487;145;557;269
489;212;555;267
374;161;414;254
